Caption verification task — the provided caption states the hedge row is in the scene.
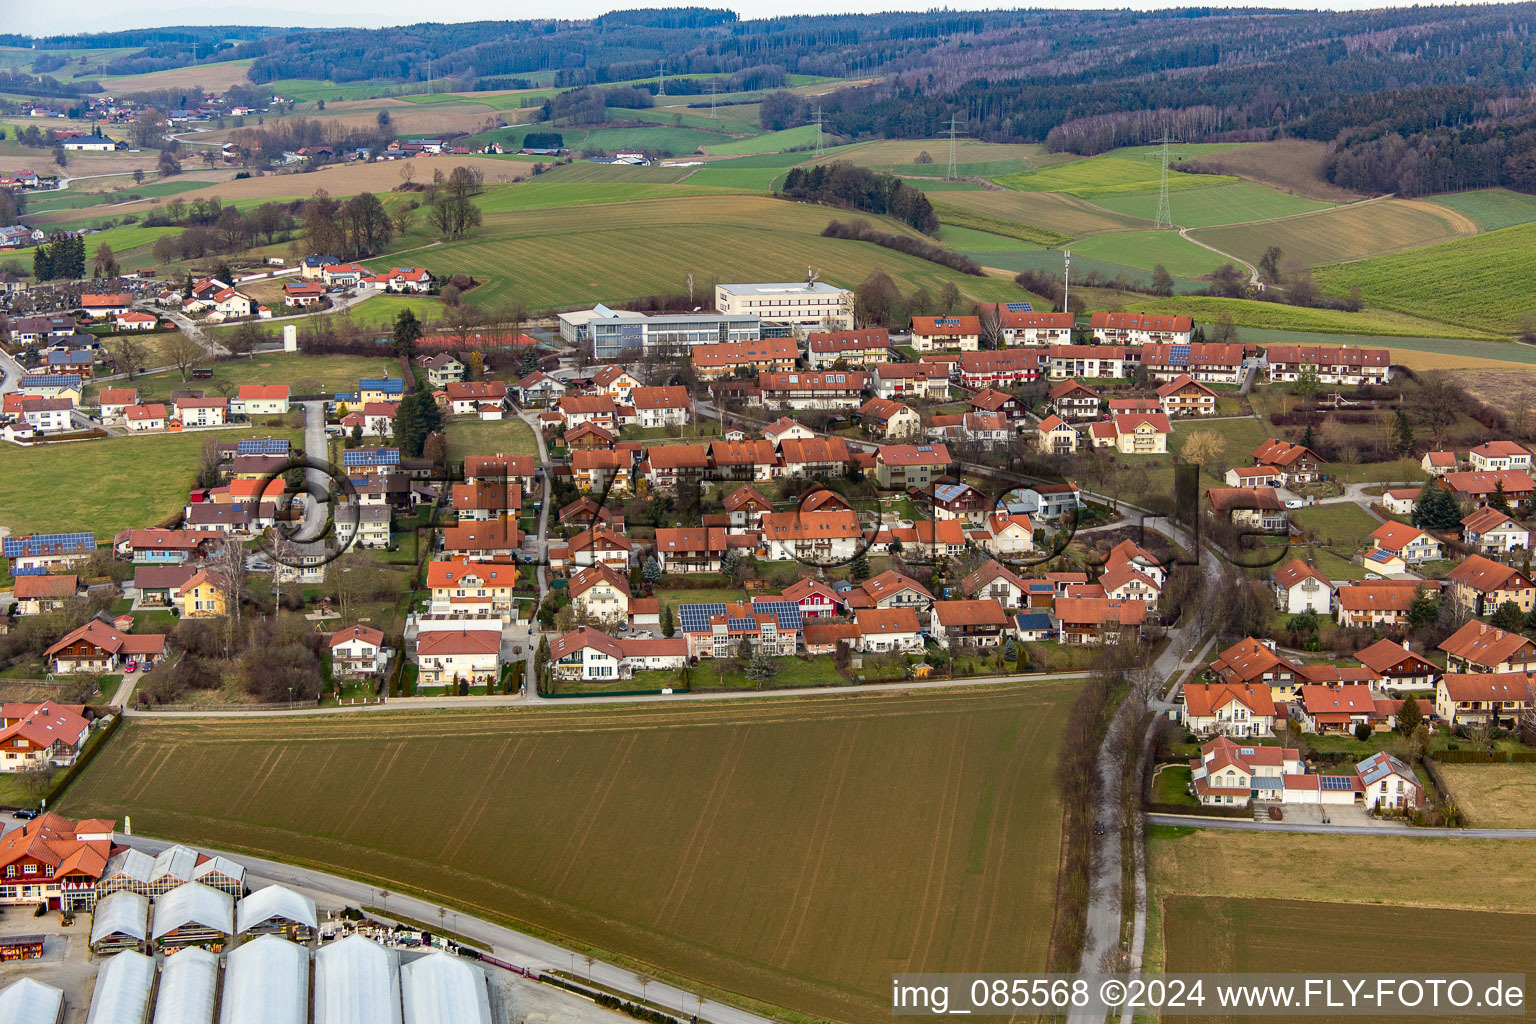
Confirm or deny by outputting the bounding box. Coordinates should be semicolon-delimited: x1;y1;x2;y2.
1429;749;1536;764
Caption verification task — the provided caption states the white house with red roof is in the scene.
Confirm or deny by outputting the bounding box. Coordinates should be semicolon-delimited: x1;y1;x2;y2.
1294;684;1388;734
977;510;1034;557
362;267;434;292
329;625;390;676
1113;413;1170;454
233;385;290;417
1272;558;1333;614
1461;506;1531;557
113;310;158;331
1181;683;1277;737
1421;450;1458;476
1467;440;1531;473
852;607;924;653
0;702;90;771
1188;736;1302;806
549;627;688;681
415;628;502;687
1367;521;1442;565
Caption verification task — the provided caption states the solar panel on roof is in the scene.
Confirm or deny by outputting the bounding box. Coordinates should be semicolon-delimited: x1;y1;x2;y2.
1320;776;1354;790
237;439;291;455
677;603;728;634
1169;344;1191;365
3;532;95;557
1004;302;1035;312
10;566;47;576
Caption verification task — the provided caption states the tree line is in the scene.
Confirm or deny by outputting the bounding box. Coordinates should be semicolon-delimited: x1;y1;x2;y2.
779;163;938;234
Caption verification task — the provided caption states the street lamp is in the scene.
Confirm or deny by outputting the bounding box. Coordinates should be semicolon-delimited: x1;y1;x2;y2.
288;686;294;709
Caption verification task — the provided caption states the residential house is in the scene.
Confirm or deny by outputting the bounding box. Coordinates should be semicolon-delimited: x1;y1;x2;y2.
1367;521;1443;565
969;388;1030;426
1226;466;1283;488
930;599;1010;647
515;371;566;408
1035;415;1080;455
123;404;168;432
18;397;72;433
440;521;522;563
1264;344;1392;386
1089;311;1192;346
1048;381;1101;422
873;444;951;489
114;311;157;331
174;396;227;427
3;533;96;574
1445;554;1535;615
568;563;631;625
1461;507;1531;558
1295;684;1386;734
977;510;1034;557
758;370;867;410
335;503;391;549
1100;561;1162;604
961;560;1028;608
777;436;852;477
1272;558;1333;614
329;625;389;676
320;264;365;288
1334;582;1429;629
762;417;816;443
365;267;434;292
96;388;138;424
780;578;843;619
1209;637;1303;697
1422;451;1458;477
676;599;802;659
417;354;465;387
357;378;405;405
858;570;934;611
415;629;501;686
1181;683;1277;737
562;528;632;571
927;482;993;526
629;386;691;428
958;350;1046;390
709;440;779;481
983;307;1074;346
558;395;620;431
1354;637;1441;691
1435;672;1534;728
565;423;615;450
723;485;773;530
805;328;890;368
0;703;89;772
549;628;688;680
1044;345;1132;381
653;528;728;573
1383;488;1420;516
872;362;949;400
1356;751;1424;812
233;385;290;417
1439;620;1536;674
1140;342;1246;385
425;559;518;623
1102;538;1168;586
1113;413;1170;454
19;374;84;404
445;381;507;417
1440;470;1536;512
860;397;922;440
45;619;166;674
1204;487;1288;532
559;497;623;534
911;315;981;352
1468;440;1532;473
1156;374;1219;417
174;570;228;618
80;293;132;319
852;608;924;653
283;282;328;307
1054;596;1147;645
1252;439;1326;484
760;509;862;563
0;813;114;911
1187;736;1302;806
643;444;710;492
12;574;78;616
691;339;798;380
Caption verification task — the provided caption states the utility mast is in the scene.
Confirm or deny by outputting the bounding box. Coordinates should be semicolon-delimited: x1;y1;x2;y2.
945;115;964;182
710;78;716;118
1154;131;1173;230
813;106;825;160
657;60;666;97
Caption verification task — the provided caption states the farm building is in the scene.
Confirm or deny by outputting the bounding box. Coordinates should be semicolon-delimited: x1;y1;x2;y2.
401;952;494;1024
237;884;318;941
86;949;154;1024
221;935;310;1024
153;946;219;1024
315;935;403;1024
150;882;234;949
90;890;150;954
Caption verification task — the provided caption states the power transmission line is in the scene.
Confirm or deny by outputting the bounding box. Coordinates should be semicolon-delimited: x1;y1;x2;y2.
945;115;966;182
813;106;824;161
1154;131;1173;230
657;60;666;97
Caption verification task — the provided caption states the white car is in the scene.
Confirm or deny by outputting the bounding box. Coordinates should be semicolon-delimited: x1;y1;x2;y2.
1364;573;1382;580
1284;499;1305;509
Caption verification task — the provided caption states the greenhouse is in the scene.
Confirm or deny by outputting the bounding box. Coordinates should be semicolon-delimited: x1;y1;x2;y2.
151;882;234;947
235;884;318;940
400;952;494;1024
0;977;65;1024
84;949;154;1024
315;934;403;1024
219;934;309;1024
89;890;150;954
152;946;219;1024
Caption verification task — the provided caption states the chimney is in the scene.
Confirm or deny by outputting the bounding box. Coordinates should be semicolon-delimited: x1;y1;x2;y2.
1403;639;1411;652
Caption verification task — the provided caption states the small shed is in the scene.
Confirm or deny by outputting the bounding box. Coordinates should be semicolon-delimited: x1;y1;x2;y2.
0;933;46;961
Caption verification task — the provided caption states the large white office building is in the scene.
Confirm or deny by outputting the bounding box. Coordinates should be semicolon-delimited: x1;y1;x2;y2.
714;282;853;332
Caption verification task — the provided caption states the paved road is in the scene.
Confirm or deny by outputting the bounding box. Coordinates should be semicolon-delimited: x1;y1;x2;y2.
1147;813;1536;838
114;833;773;1024
520;408;553;695
299;399;332;542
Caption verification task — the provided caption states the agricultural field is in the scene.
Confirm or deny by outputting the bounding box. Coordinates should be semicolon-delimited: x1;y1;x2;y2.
1313;221;1536;336
23;177;222;214
62;685;1072;1024
931;188;1149;239
444;417;539;464
703;125;822;155
96;58;255;93
475;180;744;214
683;164;788;192
1130;297;1498;340
117;354;398;403
1191;198;1477;269
377;195;1036;312
993;155;1236;197
1067;229;1229;278
1088;180;1335;228
1426;188;1536;231
0;427;301;538
530;161;702;184
1438;764;1536;828
1150;139;1364;202
826;138;1062;171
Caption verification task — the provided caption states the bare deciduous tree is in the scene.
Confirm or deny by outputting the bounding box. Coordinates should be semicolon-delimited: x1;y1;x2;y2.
164;331;206;382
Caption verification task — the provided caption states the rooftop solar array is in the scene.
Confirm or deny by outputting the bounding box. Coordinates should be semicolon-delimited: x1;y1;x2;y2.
1167;344;1192;365
237;438;291;455
1004;302;1035;312
676;600;803;634
4;532;95;557
19;373;84;387
1320;775;1355;790
359;378;405;393
343;448;400;467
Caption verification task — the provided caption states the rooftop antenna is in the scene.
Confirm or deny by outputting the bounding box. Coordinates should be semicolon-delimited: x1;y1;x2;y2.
807;267;820;287
946;114;966;182
1154;130;1173;230
813;106;825;160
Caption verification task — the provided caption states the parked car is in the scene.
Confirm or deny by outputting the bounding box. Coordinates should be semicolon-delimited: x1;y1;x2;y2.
1364;573;1382;580
1284;499;1305;509
124;660;138;673
14;808;39;820
1093;820;1106;836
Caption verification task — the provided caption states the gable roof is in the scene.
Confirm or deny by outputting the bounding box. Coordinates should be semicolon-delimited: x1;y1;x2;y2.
1183;683;1275;719
1368;521;1431;553
1446;553;1531;593
1354;637;1437;675
330;625;385;649
1438;620;1536;668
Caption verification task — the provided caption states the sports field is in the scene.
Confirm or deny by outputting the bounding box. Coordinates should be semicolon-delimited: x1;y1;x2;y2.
378;195;1034;311
0;427;302;538
1315;220;1536;335
1438;764;1536;828
1190;198;1476;269
62;685;1072;1024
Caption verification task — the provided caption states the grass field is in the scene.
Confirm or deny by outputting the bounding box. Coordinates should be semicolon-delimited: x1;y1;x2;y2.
444;417;538;464
1088;180;1334;228
24;178;217;214
1438;764;1536;828
1289;502;1380;550
683;164;788;192
1314;221;1536;336
605;106;763;136
61;686;1071;1024
376;195;1034;311
1191;198;1477;269
930;201;1070;246
703;125;821;155
531;161;701;184
928;188;1149;240
1068;229;1229;277
1427;188;1536;231
993;155;1237;197
1154;139;1364;202
339;294;446;331
826;139;1058;171
0;427;301;537
1130;296;1497;340
475;180;744;214
118;354;397;403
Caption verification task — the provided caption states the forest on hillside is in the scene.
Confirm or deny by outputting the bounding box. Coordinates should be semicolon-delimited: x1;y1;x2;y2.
17;4;1536;194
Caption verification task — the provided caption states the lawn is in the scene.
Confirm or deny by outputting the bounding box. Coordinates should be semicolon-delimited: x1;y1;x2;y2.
1150;764;1197;805
115;354;399;402
62;685;1072;1024
339;294;447;331
369;195;1033;312
694;655;846;691
444;417;538;464
1088;180;1334;228
1438;764;1536;829
0;427;301;537
654;586;750;618
1190;196;1476;270
993;155;1237;197
1314;220;1536;336
1288;502;1381;550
